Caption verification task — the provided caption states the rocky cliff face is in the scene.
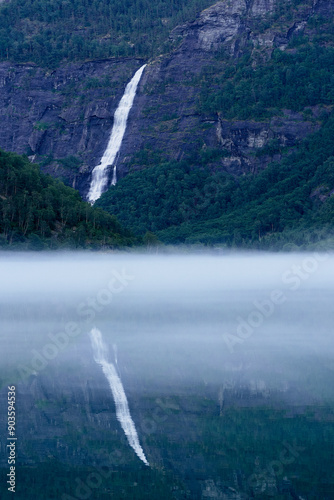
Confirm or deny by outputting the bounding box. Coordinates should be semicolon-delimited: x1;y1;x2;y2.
120;0;325;177
171;0;333;55
0;58;144;195
170;0;276;54
0;0;332;198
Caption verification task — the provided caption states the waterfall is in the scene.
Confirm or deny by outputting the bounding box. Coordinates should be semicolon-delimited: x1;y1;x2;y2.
87;64;147;204
89;327;149;466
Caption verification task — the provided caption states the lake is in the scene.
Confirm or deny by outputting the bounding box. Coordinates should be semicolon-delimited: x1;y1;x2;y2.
0;251;333;499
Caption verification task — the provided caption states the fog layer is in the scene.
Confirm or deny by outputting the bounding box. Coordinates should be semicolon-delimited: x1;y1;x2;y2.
1;251;333;401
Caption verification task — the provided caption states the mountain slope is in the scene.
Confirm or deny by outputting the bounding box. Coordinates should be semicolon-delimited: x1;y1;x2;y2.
0;149;132;249
120;0;334;178
92;0;334;249
0;0;333;196
0;0;334;249
96;111;334;249
0;0;213;67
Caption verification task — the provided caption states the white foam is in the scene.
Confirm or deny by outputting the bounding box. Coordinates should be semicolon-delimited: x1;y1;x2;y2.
87;65;147;203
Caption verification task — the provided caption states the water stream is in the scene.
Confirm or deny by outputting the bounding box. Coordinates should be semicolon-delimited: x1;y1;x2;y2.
87;64;146;204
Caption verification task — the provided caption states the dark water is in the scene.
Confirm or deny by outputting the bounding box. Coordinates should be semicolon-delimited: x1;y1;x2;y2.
1;251;334;499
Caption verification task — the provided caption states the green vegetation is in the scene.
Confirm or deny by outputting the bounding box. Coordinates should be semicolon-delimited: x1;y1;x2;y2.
1;1;334;250
9;461;181;499
0;149;133;249
0;0;213;67
96;113;334;249
3;401;334;498
94;8;334;250
197;43;334;120
194;5;334;120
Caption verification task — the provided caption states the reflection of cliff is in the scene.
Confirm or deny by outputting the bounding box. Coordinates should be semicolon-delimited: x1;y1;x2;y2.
0;366;320;499
0;0;332;197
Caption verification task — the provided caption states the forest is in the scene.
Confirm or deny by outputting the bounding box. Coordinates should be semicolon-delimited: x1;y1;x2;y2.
94;10;334;250
0;0;213;67
96;111;334;250
197;43;334;120
1;0;334;250
0;149;133;249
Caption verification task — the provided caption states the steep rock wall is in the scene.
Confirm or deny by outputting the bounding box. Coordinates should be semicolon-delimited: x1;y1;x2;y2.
0;0;332;198
0;58;144;194
119;0;325;179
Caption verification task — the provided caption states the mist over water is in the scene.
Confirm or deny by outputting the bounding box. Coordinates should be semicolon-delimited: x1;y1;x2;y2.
1;251;334;498
1;251;333;401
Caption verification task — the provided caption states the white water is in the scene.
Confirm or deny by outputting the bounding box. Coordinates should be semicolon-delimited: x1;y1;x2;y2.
87;64;147;204
113;343;118;366
89;327;149;466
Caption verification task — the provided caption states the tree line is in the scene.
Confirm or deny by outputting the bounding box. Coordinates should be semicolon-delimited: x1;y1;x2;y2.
96;112;334;250
0;0;213;67
0;149;133;249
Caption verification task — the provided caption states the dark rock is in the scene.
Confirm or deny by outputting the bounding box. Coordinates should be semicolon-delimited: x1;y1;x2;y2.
0;0;332;199
118;0;325;181
0;58;146;197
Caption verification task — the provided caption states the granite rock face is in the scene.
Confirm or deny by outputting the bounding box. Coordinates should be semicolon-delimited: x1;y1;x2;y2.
0;0;331;198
